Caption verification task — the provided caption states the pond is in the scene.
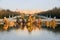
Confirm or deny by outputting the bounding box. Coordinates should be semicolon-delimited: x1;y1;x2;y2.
0;28;60;40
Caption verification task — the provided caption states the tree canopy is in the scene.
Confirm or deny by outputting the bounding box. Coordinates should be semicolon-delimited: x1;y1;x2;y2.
37;7;60;18
0;9;20;19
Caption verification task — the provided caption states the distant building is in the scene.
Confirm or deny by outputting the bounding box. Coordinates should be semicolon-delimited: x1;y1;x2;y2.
15;9;43;14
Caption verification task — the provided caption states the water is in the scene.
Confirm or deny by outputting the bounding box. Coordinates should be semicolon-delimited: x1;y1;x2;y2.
0;28;60;40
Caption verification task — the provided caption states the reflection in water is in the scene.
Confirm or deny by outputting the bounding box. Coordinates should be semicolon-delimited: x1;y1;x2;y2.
0;15;60;40
0;22;60;40
0;29;60;40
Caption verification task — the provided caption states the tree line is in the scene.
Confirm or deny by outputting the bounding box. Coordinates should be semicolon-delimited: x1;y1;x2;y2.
37;7;60;19
0;9;20;19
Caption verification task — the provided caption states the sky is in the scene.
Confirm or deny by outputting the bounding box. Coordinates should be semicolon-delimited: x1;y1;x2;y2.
0;0;60;11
